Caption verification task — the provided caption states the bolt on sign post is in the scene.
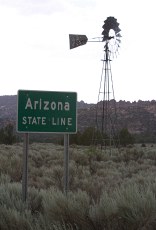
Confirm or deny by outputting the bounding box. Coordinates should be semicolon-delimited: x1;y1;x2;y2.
17;90;77;200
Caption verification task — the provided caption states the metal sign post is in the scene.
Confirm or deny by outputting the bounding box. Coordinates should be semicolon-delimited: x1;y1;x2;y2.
22;133;29;202
64;134;69;195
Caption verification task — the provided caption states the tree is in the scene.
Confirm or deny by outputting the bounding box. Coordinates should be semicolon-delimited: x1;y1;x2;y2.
69;127;95;146
119;128;135;147
81;127;94;146
70;131;81;145
0;123;16;145
0;127;4;144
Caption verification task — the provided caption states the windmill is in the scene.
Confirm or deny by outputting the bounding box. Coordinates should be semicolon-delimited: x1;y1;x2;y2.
69;16;121;149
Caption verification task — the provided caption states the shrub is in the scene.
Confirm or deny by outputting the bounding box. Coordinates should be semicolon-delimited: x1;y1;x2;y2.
0;206;33;230
115;183;156;229
42;188;90;229
0;123;16;145
1;143;156;229
119;128;135;147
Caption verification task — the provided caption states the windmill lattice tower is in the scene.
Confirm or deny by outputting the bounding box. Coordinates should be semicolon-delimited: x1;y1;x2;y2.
93;17;121;150
69;16;121;149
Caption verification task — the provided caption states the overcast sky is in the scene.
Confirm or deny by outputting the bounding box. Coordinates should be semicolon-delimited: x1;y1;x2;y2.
0;0;155;103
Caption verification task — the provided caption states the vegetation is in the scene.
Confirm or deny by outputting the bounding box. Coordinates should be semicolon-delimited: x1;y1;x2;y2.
0;122;136;147
1;142;156;229
2;95;156;144
70;127;135;147
0;123;16;145
119;128;135;146
70;127;97;146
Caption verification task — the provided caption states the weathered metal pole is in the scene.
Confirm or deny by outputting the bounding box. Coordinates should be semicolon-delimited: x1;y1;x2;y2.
22;133;29;202
64;134;69;195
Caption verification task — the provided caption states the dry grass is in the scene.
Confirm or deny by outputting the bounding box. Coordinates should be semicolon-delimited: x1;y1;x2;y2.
1;142;156;229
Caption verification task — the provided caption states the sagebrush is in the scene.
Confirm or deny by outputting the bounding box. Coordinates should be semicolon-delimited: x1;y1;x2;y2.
1;143;156;229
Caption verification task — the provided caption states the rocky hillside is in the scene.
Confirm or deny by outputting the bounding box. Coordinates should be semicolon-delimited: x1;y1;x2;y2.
0;95;17;128
1;95;156;138
77;100;156;136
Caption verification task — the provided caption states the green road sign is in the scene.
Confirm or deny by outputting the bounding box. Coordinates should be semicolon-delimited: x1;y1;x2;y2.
17;90;77;133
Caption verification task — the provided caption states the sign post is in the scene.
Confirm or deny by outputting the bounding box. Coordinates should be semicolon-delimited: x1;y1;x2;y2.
64;134;69;195
22;133;29;202
17;90;77;199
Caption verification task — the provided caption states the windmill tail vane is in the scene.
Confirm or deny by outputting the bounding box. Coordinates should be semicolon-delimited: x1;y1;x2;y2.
69;34;88;49
69;34;104;49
